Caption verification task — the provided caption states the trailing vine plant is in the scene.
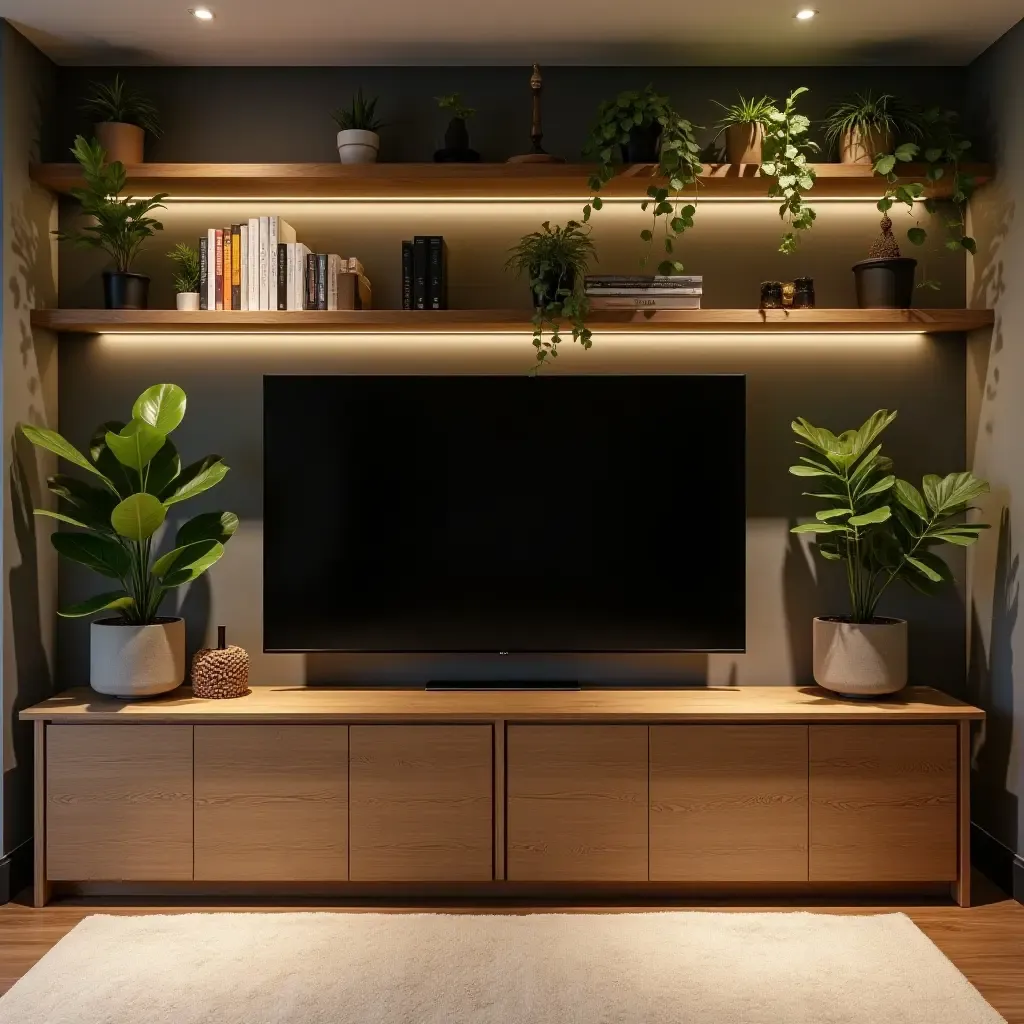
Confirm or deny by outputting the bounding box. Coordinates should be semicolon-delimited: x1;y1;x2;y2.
582;86;703;275
760;87;818;253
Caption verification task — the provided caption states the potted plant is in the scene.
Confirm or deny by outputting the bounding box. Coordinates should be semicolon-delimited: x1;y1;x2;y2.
506;220;595;367
332;89;383;164
761;87;818;253
712;94;774;164
852;214;918;307
823;91;918;165
20;383;237;699
56;136;167;310
168;243;201;310
80;73;161;165
434;93;479;163
789;409;988;697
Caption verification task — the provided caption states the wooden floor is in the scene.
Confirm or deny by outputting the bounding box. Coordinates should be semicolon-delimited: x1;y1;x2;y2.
2;874;1023;1021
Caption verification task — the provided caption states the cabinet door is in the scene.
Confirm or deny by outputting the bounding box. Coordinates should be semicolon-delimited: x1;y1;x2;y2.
194;725;348;881
810;724;958;882
506;725;648;882
47;725;193;881
349;725;493;881
650;725;808;882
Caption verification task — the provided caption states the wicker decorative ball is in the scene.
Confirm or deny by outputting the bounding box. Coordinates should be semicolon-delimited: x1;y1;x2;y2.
191;628;250;699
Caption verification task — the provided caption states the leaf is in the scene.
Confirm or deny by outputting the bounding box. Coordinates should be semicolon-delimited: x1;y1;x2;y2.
816;508;853;520
132;383;186;434
58;590;135;619
104;419;167;472
906;555;942;582
21;424;115;489
894;142;919;162
789;465;834;478
860;474;896;497
961;236;978;255
848;506;892;527
160;540;226;588
851;410;897;460
875;154;896;176
894;478;929;520
790;523;849;534
161;456;229;506
175;511;239;547
51;531;131;578
145;439;180;497
907;227;927;246
922;472;989;515
33;509;97;530
45;474;119;532
929;530;982;547
111;492;167;541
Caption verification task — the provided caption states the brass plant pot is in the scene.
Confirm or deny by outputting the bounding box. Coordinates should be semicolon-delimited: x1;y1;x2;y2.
94;122;145;163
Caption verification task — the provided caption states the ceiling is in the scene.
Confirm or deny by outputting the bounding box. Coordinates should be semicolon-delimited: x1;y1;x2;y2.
2;0;1019;66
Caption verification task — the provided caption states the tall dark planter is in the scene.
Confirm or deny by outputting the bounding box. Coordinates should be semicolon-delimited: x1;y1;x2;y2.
530;266;576;309
620;122;662;164
103;271;150;310
852;258;917;309
434;117;480;163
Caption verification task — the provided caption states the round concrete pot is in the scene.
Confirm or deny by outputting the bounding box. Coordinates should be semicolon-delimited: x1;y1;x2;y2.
839;126;893;165
176;292;201;311
812;616;908;698
90;617;185;699
94;122;145;164
725;122;763;165
336;129;379;164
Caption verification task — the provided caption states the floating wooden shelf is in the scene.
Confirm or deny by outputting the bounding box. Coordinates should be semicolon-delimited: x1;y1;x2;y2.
31;308;994;335
28;162;993;201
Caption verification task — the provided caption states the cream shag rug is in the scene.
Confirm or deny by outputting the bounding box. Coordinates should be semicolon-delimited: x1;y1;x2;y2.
0;911;1004;1024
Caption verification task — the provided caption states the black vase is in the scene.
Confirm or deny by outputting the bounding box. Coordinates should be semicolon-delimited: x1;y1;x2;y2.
434;118;481;163
619;122;662;164
103;271;150;310
852;258;917;309
530;267;576;309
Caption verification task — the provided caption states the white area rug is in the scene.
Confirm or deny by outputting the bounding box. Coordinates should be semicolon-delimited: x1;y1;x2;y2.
0;911;1004;1024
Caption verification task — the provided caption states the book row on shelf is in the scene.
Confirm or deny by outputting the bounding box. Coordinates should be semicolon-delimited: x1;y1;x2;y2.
401;236;448;310
584;275;702;310
197;216;372;311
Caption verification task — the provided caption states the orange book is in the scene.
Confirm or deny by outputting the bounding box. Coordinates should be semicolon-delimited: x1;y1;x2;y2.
231;224;242;310
222;228;233;311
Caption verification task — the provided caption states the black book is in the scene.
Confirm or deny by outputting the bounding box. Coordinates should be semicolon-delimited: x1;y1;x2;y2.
427;236;447;310
412;236;429;310
277;243;288;311
315;253;328;311
401;240;413;310
198;236;208;310
305;253;317;310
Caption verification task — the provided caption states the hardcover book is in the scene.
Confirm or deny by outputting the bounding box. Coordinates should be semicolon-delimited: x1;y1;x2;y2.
427;236;447;310
401;240;413;310
247;217;260;310
231;224;242;310
587;295;701;310
277;243;288;311
214;228;224;311
412;236;429;310
207;228;217;310
198;236;208;310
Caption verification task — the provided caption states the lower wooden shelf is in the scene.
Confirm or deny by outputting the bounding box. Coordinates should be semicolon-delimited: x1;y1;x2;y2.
30;308;994;335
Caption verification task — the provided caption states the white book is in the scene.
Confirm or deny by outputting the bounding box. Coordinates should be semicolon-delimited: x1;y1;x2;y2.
293;243;310;311
239;225;248;311
258;216;270;311
247;218;259;310
206;228;217;310
327;254;340;311
285;243;297;311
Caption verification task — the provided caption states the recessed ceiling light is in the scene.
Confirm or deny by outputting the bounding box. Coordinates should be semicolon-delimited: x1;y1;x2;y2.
190;7;214;19
795;8;817;19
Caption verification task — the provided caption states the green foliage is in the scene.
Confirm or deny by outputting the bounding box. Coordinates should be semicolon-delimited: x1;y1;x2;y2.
713;94;776;130
582;86;703;275
761;87;818;254
332;89;384;132
81;73;161;137
789;409;989;623
55;136;167;274
435;93;476;121
21;384;236;625
167;243;201;294
822;92;920;156
506;221;595;368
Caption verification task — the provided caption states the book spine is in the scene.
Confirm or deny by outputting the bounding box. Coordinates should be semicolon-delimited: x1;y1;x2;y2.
247;218;260;310
207;228;217;310
231;224;242;310
585;276;703;285
258;216;270;311
316;253;328;311
223;228;233;309
277;243;288;311
427;236;446;310
284;243;294;312
239;225;248;311
583;287;703;297
305;253;317;310
268;216;279;311
401;241;413;310
198;236;208;310
214;229;224;311
586;296;702;310
327;255;338;311
412;236;428;310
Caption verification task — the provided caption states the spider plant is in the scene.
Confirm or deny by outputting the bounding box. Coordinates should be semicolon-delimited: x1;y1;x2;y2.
81;73;162;136
712;93;775;131
168;243;201;294
332;89;384;132
823;92;920;156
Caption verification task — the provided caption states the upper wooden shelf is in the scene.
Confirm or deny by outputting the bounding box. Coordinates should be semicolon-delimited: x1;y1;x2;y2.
30;308;994;335
21;685;983;724
28;161;993;201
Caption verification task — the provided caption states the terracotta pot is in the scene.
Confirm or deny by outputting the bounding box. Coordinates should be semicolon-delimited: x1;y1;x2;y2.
725;122;763;165
839;126;893;165
90;617;185;699
94;122;145;164
812;616;908;698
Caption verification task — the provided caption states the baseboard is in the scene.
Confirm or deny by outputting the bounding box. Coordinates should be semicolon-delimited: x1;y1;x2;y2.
0;841;33;905
971;823;1024;903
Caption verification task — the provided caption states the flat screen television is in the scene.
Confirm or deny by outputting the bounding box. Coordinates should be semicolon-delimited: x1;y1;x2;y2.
264;374;745;654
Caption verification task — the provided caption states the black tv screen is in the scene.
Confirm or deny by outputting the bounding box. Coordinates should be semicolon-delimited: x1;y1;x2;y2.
264;374;745;653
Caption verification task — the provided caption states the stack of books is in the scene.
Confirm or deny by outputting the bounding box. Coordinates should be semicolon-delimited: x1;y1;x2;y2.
584;275;703;310
401;236;448;310
196;218;371;311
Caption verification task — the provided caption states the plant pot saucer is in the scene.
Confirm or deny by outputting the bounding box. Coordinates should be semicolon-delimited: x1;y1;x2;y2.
433;147;481;163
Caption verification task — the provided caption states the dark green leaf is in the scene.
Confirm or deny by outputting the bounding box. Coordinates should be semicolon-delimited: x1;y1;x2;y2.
51;531;131;578
161;456;229;506
175;511;239;547
58;590;135;619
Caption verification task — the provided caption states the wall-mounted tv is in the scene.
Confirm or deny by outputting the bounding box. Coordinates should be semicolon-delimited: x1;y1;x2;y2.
264;374;746;654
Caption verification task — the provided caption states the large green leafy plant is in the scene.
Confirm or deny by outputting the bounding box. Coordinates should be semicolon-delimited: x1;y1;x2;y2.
789;410;988;623
21;384;236;624
57;135;167;273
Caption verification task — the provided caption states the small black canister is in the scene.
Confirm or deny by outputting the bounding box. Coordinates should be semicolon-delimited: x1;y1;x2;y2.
792;277;816;308
760;281;783;309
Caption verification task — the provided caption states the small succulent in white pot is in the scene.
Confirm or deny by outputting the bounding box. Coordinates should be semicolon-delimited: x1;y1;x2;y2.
332;89;383;164
21;384;237;699
168;242;201;310
790;409;988;698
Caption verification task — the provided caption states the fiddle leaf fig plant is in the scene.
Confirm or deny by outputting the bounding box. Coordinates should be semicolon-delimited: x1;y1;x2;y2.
761;87;818;254
21;384;237;624
789;409;989;623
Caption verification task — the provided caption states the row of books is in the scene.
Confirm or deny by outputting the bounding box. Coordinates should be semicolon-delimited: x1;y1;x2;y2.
401;236;448;310
196;218;371;310
584;275;703;310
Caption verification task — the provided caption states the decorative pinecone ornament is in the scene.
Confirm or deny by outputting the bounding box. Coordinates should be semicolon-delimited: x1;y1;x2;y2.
868;215;902;259
191;625;250;699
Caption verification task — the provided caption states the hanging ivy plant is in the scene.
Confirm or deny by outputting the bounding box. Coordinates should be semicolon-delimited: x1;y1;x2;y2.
760;87;818;254
582;86;703;274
